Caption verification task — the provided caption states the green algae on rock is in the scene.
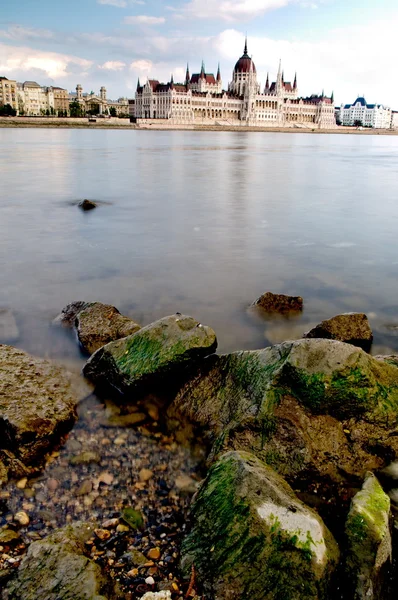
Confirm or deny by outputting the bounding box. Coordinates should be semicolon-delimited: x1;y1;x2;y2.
173;339;398;486
344;473;392;600
54;301;141;354
83;314;217;395
0;345;78;467
3;522;113;600
181;451;339;600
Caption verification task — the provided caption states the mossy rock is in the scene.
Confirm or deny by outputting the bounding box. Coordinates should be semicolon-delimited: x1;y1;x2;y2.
344;473;392;599
83;314;217;395
173;339;398;486
304;313;373;351
3;522;113;600
181;451;339;600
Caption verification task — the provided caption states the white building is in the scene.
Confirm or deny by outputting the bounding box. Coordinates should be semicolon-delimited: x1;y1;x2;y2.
391;111;398;129
69;85;129;116
338;97;391;129
135;40;336;129
17;81;55;115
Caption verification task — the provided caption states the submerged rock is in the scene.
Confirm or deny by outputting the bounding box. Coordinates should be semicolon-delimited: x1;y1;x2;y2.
304;313;373;350
251;292;303;314
0;309;19;343
3;522;112;600
344;473;392;600
78;199;97;211
181;451;339;600
173;338;398;488
54;301;141;354
83;314;217;396
0;345;78;467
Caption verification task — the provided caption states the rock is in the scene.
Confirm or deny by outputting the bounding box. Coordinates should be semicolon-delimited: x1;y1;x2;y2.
139;468;153;482
100;412;146;428
54;301;141;354
76;480;93;496
374;354;398;368
70;451;101;466
173;338;398;490
344;473;392;599
3;522;112;600
181;451;339;600
0;528;21;545
174;474;198;495
125;549;147;566
145;576;155;586
304;313;373;350
78;199;97;211
251;292;303;314
147;547;161;561
139;593;171;600
0;459;8;485
83;314;217;396
0;309;19;343
0;345;78;467
16;478;28;490
14;511;29;526
121;507;144;530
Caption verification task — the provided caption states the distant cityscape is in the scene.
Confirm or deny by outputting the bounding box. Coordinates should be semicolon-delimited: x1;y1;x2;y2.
1;39;397;130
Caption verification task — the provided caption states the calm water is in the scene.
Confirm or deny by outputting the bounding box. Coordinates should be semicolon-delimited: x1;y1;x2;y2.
1;128;398;361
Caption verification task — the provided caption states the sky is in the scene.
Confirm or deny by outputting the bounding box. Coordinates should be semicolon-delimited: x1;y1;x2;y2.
0;0;397;107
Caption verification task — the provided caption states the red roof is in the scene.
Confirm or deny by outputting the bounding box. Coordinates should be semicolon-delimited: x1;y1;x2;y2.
190;74;217;84
234;54;256;74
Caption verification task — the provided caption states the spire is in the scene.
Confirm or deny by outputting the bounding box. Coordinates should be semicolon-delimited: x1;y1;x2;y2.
136;78;141;91
277;59;282;78
321;88;324;99
217;62;221;82
331;90;334;103
264;72;269;93
185;63;190;85
293;72;297;89
282;70;284;84
244;36;248;55
170;74;174;89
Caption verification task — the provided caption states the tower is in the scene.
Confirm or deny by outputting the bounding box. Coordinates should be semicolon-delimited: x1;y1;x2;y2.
100;86;106;101
76;84;83;100
137;78;141;91
264;72;270;93
185;64;190;86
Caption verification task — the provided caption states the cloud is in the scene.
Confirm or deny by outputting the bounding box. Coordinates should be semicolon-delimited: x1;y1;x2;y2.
0;25;55;41
98;0;127;7
99;60;126;70
123;15;166;24
0;42;92;81
130;59;153;72
180;0;295;21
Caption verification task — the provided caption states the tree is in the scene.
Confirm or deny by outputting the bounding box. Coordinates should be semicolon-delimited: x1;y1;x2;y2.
354;119;363;127
109;106;117;117
0;103;16;116
70;101;85;117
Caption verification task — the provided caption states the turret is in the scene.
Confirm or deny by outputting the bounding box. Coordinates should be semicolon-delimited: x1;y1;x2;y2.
293;72;297;90
200;60;205;80
76;84;83;100
264;72;269;93
137;78;141;91
100;86;106;101
170;74;174;89
217;63;221;82
185;64;190;86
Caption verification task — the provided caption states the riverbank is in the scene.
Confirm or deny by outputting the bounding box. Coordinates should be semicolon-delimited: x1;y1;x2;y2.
1;116;398;135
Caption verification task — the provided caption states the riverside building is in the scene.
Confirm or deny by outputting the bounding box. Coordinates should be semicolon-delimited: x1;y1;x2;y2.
134;40;336;129
338;97;392;129
0;77;18;113
69;85;129;116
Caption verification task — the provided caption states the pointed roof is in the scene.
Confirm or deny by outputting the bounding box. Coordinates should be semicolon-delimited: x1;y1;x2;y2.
185;63;190;84
136;78;141;91
293;72;297;89
217;62;221;82
234;37;256;73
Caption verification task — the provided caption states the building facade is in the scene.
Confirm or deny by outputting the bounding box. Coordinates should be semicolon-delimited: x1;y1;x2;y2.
134;40;336;129
391;111;398;129
69;85;129;116
0;77;18;112
50;87;69;115
17;81;56;115
338;97;391;128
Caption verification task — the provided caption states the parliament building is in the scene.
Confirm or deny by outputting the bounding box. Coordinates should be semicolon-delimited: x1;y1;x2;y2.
134;40;336;129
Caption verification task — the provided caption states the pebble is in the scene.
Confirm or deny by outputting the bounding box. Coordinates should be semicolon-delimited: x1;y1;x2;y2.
16;478;28;490
14;511;29;526
116;524;130;533
98;472;114;485
145;576;155;586
139;469;154;483
94;528;111;541
76;480;93;496
70;451;101;466
147;547;161;561
47;478;59;492
102;518;119;529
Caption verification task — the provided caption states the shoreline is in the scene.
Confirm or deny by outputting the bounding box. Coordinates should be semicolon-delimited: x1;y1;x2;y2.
1;117;398;135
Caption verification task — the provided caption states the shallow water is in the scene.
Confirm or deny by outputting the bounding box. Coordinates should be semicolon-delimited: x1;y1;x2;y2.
1;128;398;359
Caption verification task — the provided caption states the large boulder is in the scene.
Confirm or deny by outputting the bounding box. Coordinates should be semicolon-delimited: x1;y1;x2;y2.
181;451;339;600
173;339;398;488
251;292;303;314
344;473;392;600
83;314;217;396
3;522;113;600
0;345;78;467
54;301;141;354
304;313;373;350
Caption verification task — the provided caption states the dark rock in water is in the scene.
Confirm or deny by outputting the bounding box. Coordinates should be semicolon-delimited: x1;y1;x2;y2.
0;345;78;467
0;309;19;343
343;473;392;600
172;338;398;489
251;292;303;314
181;451;339;600
54;301;141;354
3;522;113;600
83;314;217;396
304;313;373;351
78;199;97;211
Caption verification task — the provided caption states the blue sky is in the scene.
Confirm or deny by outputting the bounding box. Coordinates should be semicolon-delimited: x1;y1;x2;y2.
1;0;397;106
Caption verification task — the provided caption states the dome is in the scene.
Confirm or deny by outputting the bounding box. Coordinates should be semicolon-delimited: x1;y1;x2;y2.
234;54;256;74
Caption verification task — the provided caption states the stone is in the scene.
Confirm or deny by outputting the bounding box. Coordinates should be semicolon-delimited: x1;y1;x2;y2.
139;468;153;482
145;576;155;586
304;313;373;350
0;309;19;343
147;547;161;561
54;301;141;354
121;507;144;530
78;199;97;211
0;459;8;485
76;480;93;496
374;354;398;368
83;314;217;396
70;451;101;466
139;593;171;600
100;412;146;428
14;511;29;526
0;528;21;545
251;292;303;314
126;549;147;566
0;345;78;467
181;451;339;600
3;522;112;600
344;473;392;600
174;474;198;495
173;338;398;491
15;478;27;490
